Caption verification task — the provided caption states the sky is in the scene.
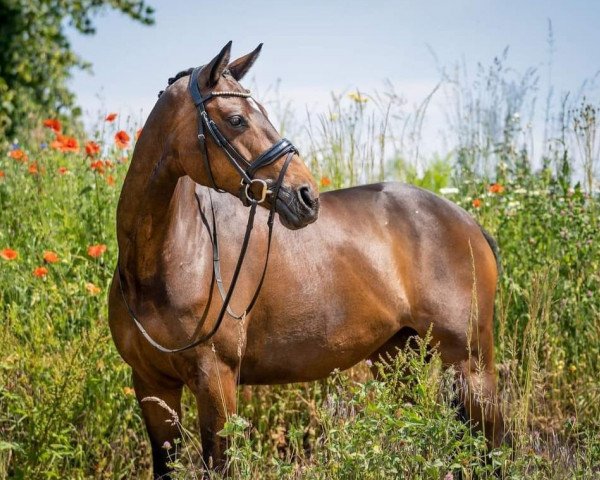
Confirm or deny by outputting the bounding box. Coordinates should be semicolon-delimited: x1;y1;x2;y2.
68;0;600;152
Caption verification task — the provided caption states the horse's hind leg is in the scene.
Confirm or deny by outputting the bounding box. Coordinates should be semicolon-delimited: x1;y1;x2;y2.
133;371;184;479
367;327;421;378
438;331;505;449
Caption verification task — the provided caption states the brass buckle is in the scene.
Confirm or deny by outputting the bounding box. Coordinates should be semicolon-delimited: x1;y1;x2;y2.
243;178;271;204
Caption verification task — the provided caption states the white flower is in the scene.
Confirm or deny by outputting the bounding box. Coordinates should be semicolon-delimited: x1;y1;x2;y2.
439;187;459;195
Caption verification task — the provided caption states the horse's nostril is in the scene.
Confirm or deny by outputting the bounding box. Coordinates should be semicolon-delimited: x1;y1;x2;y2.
298;186;316;209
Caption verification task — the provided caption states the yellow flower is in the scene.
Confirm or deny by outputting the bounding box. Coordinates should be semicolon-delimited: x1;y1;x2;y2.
569;365;577;373
123;387;135;396
348;91;368;104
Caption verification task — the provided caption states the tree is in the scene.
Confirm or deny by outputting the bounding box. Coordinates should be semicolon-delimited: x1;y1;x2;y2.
0;0;154;139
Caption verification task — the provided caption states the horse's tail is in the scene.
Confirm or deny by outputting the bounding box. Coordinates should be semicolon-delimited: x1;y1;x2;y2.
480;225;501;277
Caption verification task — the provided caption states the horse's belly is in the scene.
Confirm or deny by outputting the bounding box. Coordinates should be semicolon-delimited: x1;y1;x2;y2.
239;307;404;384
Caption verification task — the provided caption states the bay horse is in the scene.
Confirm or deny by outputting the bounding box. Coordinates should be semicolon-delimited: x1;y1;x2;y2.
108;42;505;478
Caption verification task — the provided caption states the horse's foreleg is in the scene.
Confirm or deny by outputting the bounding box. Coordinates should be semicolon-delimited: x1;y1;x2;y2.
192;358;237;473
133;371;183;479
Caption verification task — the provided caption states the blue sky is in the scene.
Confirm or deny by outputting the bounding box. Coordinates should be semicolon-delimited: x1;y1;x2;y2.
68;0;600;145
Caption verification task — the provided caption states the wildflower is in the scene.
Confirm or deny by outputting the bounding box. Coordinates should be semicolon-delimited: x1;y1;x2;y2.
115;130;130;149
43;118;62;133
87;244;107;258
365;359;373;367
0;170;4;179
105;112;118;122
123;386;135;396
90;160;105;174
320;176;332;187
104;159;114;169
488;183;505;194
51;135;79;153
33;266;49;278
569;365;577;373
162;441;172;450
60;136;79;153
348;91;368;103
106;175;116;187
8;149;26;161
50;135;65;150
28;163;38;175
439;187;459;195
472;198;482;208
0;248;18;260
135;128;143;140
85;141;100;157
85;282;102;295
43;251;59;263
57;166;69;175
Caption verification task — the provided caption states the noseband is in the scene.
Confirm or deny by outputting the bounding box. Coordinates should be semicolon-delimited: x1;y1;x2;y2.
118;65;300;353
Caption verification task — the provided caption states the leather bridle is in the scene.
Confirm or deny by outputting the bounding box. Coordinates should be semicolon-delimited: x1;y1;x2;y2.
188;66;297;205
118;64;299;353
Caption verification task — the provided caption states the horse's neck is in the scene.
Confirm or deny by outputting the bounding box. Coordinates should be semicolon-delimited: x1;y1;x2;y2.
117;137;201;286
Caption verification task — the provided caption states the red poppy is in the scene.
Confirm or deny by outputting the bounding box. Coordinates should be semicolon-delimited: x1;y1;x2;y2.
61;136;79;153
488;183;505;194
0;170;5;178
43;118;62;133
472;198;482;208
57;166;69;175
114;130;130;149
85;141;100;157
106;175;116;187
90;160;105;174
320;176;332;187
8;149;26;161
87;244;107;258
105;113;118;122
1;248;18;260
33;266;49;278
43;251;59;263
51;135;79;153
28;163;38;175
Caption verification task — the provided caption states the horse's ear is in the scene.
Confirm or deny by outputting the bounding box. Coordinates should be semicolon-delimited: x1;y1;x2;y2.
228;43;263;81
204;41;233;87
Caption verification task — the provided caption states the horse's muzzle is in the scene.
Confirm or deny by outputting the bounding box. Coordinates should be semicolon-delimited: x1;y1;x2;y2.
275;184;319;230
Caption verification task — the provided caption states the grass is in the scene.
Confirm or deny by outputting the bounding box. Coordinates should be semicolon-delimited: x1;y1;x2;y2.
1;51;600;478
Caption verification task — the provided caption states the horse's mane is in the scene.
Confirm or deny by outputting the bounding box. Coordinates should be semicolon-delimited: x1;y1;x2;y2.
158;67;194;97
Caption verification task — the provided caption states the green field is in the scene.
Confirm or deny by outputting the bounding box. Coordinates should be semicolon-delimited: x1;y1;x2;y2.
1;70;600;479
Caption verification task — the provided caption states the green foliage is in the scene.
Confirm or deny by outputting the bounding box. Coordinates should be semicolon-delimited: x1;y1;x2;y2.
0;0;154;139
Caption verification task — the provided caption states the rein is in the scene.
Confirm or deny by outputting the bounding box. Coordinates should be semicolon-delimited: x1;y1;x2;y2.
117;64;298;353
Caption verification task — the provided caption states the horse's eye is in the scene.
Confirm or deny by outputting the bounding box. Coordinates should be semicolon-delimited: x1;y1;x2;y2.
228;115;243;127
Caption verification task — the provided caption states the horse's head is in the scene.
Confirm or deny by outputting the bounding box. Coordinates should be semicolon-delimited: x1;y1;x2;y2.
168;42;319;230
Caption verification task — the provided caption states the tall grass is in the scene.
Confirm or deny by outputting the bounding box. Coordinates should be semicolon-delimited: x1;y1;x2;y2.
1;51;599;478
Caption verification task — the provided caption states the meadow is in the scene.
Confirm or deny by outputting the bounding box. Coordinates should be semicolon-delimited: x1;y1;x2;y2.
1;54;599;479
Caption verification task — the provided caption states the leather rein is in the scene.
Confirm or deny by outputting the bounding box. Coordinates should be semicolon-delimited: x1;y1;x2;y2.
117;65;298;353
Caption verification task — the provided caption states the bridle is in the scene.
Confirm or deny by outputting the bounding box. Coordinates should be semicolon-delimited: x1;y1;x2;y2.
118;64;299;353
188;66;296;205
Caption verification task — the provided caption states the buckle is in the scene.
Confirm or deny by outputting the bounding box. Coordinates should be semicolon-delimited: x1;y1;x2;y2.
243;178;271;204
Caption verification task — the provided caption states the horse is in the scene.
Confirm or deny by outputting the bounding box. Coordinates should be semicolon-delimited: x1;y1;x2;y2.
108;42;505;478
